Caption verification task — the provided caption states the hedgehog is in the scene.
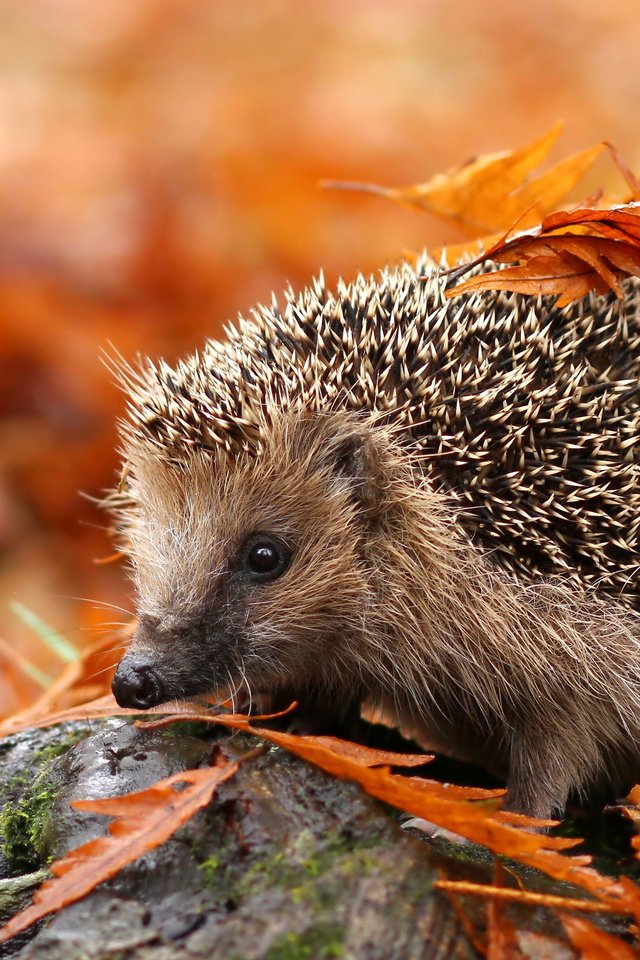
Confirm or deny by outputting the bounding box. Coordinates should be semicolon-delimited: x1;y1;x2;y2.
109;256;640;821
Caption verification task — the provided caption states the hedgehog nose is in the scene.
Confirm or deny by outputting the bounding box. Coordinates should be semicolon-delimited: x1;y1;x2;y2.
111;660;165;710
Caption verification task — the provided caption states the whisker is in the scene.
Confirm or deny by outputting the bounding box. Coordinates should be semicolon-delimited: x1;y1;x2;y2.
58;596;135;617
82;662;121;682
84;641;130;656
77;519;119;534
225;669;238;713
80;622;131;632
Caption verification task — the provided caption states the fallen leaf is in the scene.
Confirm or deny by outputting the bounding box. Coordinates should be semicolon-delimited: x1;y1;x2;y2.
3;703;640;949
435;881;621;916
605;142;640;201
141;719;435;770
146;711;640;923
443;888;488;957
0;692;230;740
0;756;240;944
560;914;638;959
487;862;524;960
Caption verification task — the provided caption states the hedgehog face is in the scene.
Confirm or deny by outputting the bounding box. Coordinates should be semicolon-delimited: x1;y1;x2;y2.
111;412;386;709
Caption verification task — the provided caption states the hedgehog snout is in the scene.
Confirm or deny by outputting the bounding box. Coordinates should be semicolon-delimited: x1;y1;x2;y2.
112;658;166;710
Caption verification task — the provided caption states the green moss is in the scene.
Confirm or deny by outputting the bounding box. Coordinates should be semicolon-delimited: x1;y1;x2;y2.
197;847;237;901
198;853;220;886
195;824;382;916
198;852;233;893
0;766;59;872
33;729;87;765
239;850;298;895
235;829;380;915
265;926;344;960
0;729;89;874
236;829;330;898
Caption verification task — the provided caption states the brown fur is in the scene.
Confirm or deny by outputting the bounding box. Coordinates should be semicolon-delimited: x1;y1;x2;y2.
109;261;640;819
118;406;640;819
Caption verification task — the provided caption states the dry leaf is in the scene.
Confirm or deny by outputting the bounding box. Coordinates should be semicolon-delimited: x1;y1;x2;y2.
560;914;638;959
3;703;640;950
0;692;221;739
445;203;640;306
487;862;524;960
0;756;240;944
147;712;640;924
324;124;606;233
604;142;640;201
435;881;622;916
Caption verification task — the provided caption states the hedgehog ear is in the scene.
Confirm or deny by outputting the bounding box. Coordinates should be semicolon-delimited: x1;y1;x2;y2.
329;427;384;519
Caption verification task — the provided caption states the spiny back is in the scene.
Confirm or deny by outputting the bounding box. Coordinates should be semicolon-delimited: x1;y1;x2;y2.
122;258;640;606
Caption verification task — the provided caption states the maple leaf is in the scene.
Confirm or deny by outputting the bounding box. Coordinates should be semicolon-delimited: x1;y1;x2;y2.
0;755;240;944
324;123;605;233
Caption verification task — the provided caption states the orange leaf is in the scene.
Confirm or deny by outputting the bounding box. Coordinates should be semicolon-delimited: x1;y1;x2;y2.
243;721;640;921
446;253;609;305
442;890;487;957
135;711;640;922
5;702;640;934
325;124;606;233
605;142;640;202
445;204;640;306
540;205;640;239
435;881;622;915
487;862;524;960
625;785;640;807
560;914;638;959
0;693;148;738
172;713;640;920
141;715;435;768
143;711;504;801
0;757;240;944
0;692;227;739
0;625;135;730
498;143;606;229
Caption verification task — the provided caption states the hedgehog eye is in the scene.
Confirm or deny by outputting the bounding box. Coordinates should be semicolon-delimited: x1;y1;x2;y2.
242;534;292;582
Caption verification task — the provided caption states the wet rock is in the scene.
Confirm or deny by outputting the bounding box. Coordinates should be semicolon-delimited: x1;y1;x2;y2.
0;719;476;959
44;720;208;858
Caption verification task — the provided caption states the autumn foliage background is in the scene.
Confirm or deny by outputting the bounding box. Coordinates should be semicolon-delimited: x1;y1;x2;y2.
1;0;640;716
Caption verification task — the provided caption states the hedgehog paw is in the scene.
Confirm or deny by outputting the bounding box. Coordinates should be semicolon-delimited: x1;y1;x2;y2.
400;816;468;844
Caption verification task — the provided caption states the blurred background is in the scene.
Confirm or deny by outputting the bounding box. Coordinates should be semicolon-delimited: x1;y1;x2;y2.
1;0;639;713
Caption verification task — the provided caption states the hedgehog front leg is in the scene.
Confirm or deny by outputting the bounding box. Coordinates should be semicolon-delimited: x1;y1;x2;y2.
503;734;576;822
